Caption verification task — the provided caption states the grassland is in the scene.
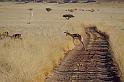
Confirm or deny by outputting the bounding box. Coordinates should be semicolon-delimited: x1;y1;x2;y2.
0;2;124;82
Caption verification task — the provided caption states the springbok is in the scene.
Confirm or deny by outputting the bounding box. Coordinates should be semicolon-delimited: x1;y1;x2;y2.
64;31;85;50
2;32;9;37
10;34;22;40
0;31;9;39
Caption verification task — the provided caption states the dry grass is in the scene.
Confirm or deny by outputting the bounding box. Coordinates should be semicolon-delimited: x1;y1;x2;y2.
0;2;124;82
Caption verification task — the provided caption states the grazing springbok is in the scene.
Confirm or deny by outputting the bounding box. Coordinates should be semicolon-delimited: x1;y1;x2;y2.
10;34;22;40
2;32;9;37
0;31;9;39
64;31;85;50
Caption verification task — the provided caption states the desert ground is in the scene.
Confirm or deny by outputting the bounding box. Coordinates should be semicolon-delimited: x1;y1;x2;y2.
0;2;124;82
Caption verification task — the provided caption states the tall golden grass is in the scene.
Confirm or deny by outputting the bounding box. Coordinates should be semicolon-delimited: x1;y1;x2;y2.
0;2;124;82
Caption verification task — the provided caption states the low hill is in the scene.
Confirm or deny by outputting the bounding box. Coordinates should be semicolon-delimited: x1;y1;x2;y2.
0;0;124;2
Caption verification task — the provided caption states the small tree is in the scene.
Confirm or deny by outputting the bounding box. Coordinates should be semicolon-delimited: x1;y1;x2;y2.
27;8;33;24
63;14;74;20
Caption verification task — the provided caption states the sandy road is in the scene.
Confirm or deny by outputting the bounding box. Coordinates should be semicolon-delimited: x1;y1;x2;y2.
46;26;121;82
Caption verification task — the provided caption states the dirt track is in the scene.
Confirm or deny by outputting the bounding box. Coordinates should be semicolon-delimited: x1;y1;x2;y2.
46;27;121;82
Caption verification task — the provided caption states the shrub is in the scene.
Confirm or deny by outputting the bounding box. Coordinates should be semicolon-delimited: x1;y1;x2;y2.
46;8;52;12
63;14;74;20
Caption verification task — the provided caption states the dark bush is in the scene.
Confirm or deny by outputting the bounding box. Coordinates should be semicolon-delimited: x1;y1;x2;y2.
46;8;52;12
63;14;74;20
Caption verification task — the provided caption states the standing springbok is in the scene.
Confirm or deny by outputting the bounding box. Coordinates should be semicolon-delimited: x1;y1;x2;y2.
64;31;85;50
